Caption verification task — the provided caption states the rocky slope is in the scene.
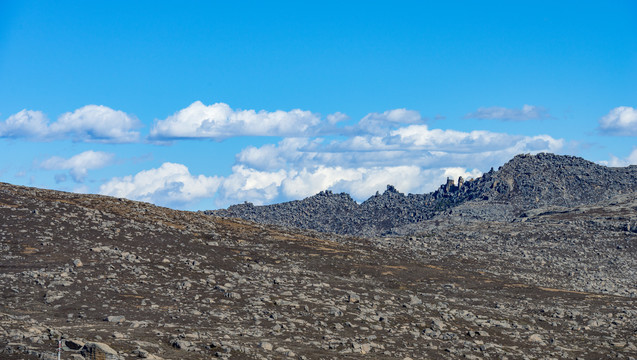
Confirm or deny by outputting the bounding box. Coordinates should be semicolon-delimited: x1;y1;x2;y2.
209;153;637;236
1;181;636;359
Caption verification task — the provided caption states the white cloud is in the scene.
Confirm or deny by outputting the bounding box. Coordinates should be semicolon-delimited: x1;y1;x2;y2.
365;108;422;124
598;106;637;136
602;148;637;167
236;137;316;171
41;150;115;182
53;105;141;143
465;104;551;121
99;162;221;207
390;125;520;151
150;101;325;140
0;110;49;138
0;106;140;143
281;166;364;199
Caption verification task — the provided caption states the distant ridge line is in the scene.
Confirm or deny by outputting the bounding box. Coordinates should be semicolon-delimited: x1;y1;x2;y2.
207;153;637;237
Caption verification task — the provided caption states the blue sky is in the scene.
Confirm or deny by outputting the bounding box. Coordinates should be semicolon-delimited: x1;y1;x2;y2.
1;1;636;210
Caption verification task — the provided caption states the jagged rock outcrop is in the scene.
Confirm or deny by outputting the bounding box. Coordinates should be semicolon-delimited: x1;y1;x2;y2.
209;153;637;236
443;153;637;221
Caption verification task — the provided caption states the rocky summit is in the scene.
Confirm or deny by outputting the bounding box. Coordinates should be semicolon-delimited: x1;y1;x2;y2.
210;153;637;237
1;152;637;359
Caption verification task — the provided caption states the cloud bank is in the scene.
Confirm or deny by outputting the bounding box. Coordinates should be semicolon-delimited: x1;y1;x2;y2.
149;102;431;141
99;107;564;208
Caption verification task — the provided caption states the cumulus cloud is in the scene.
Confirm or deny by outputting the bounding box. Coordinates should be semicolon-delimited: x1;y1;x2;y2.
0;106;140;143
0;110;49;138
52;105;141;143
99;162;221;207
215;165;288;206
150;101;327;140
236;137;318;171
598;106;637;136
281;166;364;199
465;104;551;121
41;150;115;182
390;125;520;151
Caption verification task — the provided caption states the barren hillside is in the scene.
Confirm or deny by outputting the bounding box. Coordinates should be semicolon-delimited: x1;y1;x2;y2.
1;180;636;359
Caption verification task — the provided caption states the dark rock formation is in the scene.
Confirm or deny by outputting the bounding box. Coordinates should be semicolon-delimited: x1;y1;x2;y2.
80;342;119;360
209;153;637;236
215;190;360;235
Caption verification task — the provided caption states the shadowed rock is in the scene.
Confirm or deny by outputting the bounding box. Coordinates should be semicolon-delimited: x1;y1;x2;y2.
80;342;119;360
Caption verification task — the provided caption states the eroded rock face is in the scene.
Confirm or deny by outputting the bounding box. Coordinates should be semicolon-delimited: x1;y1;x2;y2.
209;153;637;236
0;169;636;359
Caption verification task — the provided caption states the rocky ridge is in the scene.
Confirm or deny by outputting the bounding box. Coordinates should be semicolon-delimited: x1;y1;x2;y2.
209;153;637;237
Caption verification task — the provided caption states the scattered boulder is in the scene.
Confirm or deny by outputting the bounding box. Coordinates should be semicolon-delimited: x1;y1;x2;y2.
528;334;545;345
104;316;126;324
